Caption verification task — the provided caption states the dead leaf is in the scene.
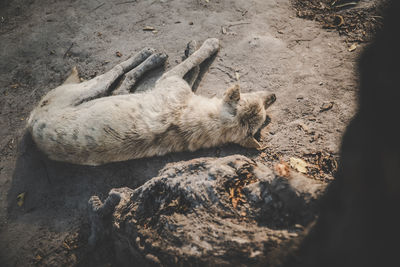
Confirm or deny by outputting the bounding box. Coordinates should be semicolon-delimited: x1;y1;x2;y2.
275;162;290;177
116;51;122;57
348;43;357;52
17;192;26;207
290;157;309;174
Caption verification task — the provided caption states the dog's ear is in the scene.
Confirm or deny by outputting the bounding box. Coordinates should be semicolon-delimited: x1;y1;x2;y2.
63;66;80;85
223;84;240;104
239;136;261;149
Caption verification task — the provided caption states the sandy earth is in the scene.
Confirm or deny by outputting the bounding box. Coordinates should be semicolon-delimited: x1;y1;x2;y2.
0;0;365;265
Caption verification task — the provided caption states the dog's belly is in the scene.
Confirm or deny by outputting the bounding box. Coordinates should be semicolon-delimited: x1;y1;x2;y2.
29;95;188;165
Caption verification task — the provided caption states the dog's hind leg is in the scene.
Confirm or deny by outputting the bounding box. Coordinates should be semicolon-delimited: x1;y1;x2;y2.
112;52;168;95
162;38;219;79
183;40;200;89
72;48;155;104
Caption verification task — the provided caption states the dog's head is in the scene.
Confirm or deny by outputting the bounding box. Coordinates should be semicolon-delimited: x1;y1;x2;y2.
222;84;276;149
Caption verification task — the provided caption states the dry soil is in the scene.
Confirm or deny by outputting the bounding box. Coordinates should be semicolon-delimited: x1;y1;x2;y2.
0;0;381;265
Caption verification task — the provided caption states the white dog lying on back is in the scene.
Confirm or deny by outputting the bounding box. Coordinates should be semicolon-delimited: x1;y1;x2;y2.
27;38;276;166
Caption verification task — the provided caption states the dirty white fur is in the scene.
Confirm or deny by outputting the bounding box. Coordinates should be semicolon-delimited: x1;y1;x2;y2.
27;39;276;166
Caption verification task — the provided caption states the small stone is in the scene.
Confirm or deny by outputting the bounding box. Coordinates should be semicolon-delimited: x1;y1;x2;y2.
320;102;334;112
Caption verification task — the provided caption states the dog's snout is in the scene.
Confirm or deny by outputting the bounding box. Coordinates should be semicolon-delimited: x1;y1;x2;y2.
264;93;276;108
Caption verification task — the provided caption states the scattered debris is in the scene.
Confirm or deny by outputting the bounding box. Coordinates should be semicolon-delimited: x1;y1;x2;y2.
17;192;26;207
142;26;154;31
34;254;42;262
10;83;20;89
332;1;358;9
142;26;157;33
303;151;338;181
290;157;309;174
220;25;237;36
320;101;334;112
324;14;344;28
115;51;122;57
63;242;71;250
225;163;258;209
348;43;357;52
236;8;248;16
292;0;388;42
63;43;74;59
116;1;137;5
221;26;227;34
227;21;251;27
91;3;105;12
274;161;290;177
297;122;311;134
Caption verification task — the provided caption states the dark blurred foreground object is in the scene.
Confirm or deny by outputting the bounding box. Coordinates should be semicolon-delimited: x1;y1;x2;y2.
285;1;400;266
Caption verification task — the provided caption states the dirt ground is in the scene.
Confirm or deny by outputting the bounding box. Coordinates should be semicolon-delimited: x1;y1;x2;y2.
0;0;382;266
